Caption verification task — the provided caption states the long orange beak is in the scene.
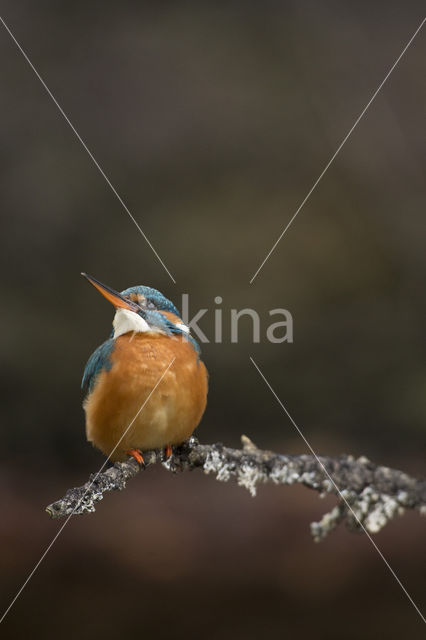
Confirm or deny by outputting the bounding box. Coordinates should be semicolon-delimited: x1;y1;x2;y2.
81;273;139;312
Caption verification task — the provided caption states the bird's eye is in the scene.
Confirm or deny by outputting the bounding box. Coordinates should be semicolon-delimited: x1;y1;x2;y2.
146;300;156;310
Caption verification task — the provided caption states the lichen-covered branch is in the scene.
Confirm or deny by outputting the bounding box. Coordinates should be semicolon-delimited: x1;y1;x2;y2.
46;436;426;541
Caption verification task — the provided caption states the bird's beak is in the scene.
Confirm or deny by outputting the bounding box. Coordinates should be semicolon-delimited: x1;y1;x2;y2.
81;273;140;312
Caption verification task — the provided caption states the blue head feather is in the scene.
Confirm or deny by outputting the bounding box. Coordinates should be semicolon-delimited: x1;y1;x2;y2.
120;285;180;317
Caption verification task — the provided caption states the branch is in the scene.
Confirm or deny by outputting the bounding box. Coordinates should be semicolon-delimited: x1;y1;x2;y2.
46;436;426;541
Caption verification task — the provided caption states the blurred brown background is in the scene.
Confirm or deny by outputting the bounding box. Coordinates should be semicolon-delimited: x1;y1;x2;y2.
0;1;425;638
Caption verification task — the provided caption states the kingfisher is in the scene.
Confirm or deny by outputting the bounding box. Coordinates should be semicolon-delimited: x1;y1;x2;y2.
81;273;208;464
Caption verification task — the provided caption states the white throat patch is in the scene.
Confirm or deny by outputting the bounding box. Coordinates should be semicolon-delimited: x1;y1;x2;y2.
113;308;151;338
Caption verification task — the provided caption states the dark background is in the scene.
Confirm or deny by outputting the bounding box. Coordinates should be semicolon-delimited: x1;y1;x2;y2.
0;2;425;638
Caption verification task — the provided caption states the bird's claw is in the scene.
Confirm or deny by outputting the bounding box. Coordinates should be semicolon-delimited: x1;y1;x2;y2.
126;449;145;465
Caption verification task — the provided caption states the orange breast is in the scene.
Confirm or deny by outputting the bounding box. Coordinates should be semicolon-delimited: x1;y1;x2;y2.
84;332;208;461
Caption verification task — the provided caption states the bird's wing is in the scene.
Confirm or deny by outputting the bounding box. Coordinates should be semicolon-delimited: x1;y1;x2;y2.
81;338;115;395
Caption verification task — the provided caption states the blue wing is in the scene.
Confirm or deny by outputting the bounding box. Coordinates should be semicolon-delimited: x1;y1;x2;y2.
81;338;115;395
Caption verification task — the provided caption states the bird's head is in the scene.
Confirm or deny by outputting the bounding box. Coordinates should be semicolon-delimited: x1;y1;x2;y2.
82;273;189;340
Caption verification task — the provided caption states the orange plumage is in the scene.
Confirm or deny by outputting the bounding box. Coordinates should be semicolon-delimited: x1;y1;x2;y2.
84;331;208;461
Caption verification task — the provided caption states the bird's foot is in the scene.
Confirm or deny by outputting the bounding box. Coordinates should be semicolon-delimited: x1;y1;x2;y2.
126;448;145;465
164;445;173;459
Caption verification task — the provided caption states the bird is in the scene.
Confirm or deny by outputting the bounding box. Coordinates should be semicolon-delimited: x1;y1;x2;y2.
80;273;208;464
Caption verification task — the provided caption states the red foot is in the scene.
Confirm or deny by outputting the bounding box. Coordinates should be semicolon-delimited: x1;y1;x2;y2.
126;448;145;465
164;445;173;459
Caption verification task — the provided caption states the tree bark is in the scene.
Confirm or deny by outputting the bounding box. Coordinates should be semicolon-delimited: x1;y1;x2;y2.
46;436;426;541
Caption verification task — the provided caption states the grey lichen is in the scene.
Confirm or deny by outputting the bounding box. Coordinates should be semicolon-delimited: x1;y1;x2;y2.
46;435;426;541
